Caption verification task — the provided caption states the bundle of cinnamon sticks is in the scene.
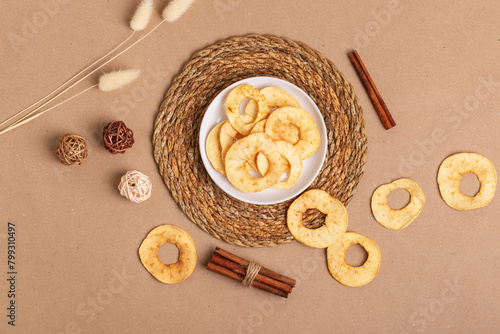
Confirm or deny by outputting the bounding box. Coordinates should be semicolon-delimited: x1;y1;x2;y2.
207;247;296;298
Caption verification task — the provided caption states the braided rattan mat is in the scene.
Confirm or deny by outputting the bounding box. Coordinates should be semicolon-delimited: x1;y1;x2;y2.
153;35;367;247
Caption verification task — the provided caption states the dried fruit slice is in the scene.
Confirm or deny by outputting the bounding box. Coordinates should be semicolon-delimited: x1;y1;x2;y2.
225;133;281;192
371;178;425;230
277;124;300;145
245;86;300;114
225;84;270;135
139;225;197;284
438;152;497;210
265;107;320;160
251;123;299;175
219;121;239;164
273;141;302;189
254;143;291;176
260;86;300;108
249;119;267;134
205;122;226;174
247;86;301;144
327;232;381;287
287;189;348;248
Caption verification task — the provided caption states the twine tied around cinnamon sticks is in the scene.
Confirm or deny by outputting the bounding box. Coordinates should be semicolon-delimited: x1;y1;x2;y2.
207;247;296;298
241;261;262;287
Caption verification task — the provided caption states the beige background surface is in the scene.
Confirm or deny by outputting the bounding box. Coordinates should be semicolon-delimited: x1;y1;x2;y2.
1;1;499;333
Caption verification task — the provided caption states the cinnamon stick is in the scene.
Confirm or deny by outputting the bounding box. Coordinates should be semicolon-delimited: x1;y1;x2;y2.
210;254;293;294
207;262;288;298
348;50;396;129
215;247;296;287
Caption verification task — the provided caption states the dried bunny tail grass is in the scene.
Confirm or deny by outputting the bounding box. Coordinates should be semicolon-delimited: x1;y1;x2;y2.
0;45;139;136
98;69;141;92
0;84;97;136
1;69;140;135
162;0;195;22
130;0;155;31
1;0;195;136
0;33;136;130
0;0;152;132
1;68;140;135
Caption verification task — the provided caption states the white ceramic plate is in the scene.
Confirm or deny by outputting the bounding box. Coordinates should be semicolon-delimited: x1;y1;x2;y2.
199;77;327;205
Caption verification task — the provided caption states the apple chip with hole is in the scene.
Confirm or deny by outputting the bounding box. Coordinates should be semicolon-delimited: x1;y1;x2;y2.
438;152;497;210
371;178;425;230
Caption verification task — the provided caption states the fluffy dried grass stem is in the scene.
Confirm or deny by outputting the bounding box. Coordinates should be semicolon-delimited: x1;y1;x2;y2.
0;85;97;136
0;32;136;130
130;0;155;31
1;1;196;136
98;69;141;92
162;0;195;22
2;20;165;137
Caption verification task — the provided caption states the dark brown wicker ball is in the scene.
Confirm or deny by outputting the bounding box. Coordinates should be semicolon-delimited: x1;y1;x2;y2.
55;134;88;165
103;121;134;154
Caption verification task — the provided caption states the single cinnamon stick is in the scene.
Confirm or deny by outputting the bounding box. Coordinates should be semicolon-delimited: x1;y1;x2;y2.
215;247;296;287
210;254;293;294
207;262;288;298
348;50;396;129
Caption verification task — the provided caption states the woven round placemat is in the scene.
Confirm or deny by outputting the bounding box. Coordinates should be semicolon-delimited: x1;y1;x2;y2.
153;34;367;247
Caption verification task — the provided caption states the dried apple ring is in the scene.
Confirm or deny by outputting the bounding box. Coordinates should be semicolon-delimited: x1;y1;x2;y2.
265;107;320;160
254;147;291;176
219;121;253;172
277;124;300;145
250;120;297;174
138;225;197;284
219;121;239;164
273;141;302;189
327;232;381;287
246;86;300;144
234;119;268;174
249;119;267;134
438;152;497;210
245;152;265;176
287;189;348;248
254;152;269;175
371;178;425;230
261;86;299;106
248;119;279;175
245;153;283;176
205;122;225;174
248;86;300;109
225;85;270;136
225;133;281;192
245;86;300;113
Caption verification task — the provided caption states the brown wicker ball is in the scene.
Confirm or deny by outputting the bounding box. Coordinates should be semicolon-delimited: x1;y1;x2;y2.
55;134;88;165
103;121;134;154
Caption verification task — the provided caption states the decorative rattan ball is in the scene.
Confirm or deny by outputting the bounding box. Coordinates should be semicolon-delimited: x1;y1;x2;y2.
103;120;134;154
118;170;152;203
55;134;88;165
